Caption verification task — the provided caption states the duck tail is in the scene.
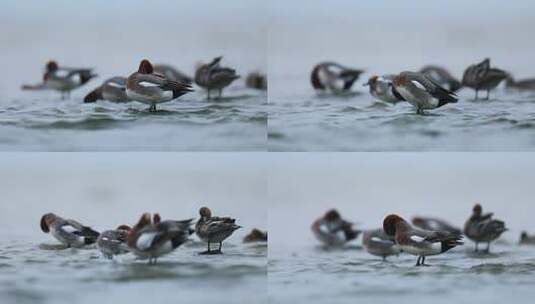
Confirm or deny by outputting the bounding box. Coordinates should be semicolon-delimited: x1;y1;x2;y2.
441;235;464;253
84;87;103;103
340;69;364;90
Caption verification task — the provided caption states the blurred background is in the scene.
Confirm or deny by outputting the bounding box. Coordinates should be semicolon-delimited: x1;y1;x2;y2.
268;153;535;247
0;153;267;239
269;0;535;92
1;0;267;97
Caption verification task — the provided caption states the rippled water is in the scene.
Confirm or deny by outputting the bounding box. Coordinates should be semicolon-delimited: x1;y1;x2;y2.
0;89;266;151
269;243;535;304
268;77;535;151
0;236;267;304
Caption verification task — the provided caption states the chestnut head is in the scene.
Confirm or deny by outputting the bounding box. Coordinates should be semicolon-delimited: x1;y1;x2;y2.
40;213;57;233
473;203;482;215
46;61;58;72
138;59;153;74
383;214;405;236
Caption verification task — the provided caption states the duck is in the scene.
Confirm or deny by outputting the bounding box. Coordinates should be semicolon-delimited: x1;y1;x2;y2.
194;56;240;100
505;75;535;91
96;225;131;259
126;213;193;264
419;65;462;92
153;64;192;84
40;60;97;99
462;58;508;100
383;214;463;266
361;228;401;261
311;209;360;247
245;71;267;90
519;231;535;245
464;203;507;252
243;228;268;243
84;77;130;103
195;207;241;254
363;74;405;104
40;213;100;248
392;71;458;114
126;59;193;111
411;216;462;236
311;62;364;94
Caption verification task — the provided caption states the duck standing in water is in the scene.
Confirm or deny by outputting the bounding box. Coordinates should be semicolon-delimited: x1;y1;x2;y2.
462;58;508;100
97;225;131;259
519;231;535;245
40;213;100;248
383;214;463;266
127;213;193;264
195;207;241;254
361;228;401;261
311;209;360;247
464;203;507;252
311;62;364;95
126;59;193;112
23;60;97;99
392;71;458;114
84;77;130;103
195;57;240;100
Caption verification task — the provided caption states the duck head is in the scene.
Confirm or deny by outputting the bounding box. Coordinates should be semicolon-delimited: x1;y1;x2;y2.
473;203;482;216
199;207;212;219
324;209;341;222
40;213;57;233
363;75;378;87
46;61;59;72
383;214;408;237
138;59;154;74
116;225;132;231
153;213;161;224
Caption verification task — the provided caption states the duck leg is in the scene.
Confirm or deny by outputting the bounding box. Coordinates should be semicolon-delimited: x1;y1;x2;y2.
207;90;211;100
216;242;223;254
475;89;479;100
485;90;490;100
416;108;424;115
485;242;490;253
475;242;479;252
421;256;430;266
149;104;157;112
200;242;213;255
415;256;422;266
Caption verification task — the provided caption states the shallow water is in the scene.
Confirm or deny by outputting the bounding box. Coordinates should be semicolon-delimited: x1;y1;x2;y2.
0;237;267;304
269;243;535;304
0;89;266;151
268;77;535;151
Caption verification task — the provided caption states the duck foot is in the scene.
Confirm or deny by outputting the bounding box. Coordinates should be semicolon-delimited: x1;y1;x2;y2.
148;104;157;112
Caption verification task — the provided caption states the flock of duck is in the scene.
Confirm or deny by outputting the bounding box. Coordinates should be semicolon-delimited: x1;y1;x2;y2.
312;203;535;266
40;207;267;263
311;58;535;114
22;58;267;111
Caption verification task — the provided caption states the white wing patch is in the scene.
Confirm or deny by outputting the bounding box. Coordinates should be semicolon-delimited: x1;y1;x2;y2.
62;225;79;234
410;235;426;243
411;80;427;91
108;82;124;88
136;232;157;250
139;81;160;87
